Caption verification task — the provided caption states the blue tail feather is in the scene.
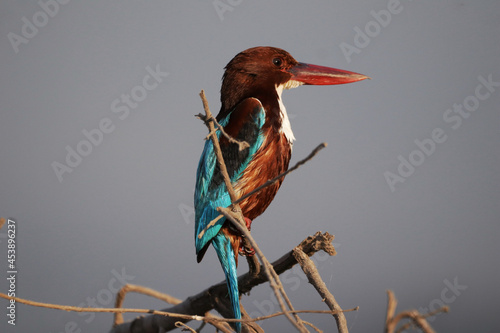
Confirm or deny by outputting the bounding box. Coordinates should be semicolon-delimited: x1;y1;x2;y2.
212;232;241;332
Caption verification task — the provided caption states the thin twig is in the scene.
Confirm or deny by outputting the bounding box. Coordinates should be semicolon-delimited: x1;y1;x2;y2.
176;322;197;332
198;308;360;325
218;207;308;333
202;313;235;333
196;113;250;151
385;289;397;329
293;247;348;333
385;290;449;333
266;262;305;329
233;142;327;206
241;307;265;333
394;306;449;333
0;291;355;327
199;91;240;204
302;320;323;333
421;306;450;319
250;307;358;323
0;292;204;321
113;284;182;326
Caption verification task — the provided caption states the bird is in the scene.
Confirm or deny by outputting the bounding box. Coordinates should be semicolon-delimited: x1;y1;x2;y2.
194;46;368;331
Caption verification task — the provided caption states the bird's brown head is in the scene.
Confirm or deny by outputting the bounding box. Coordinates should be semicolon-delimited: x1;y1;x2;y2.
219;46;369;117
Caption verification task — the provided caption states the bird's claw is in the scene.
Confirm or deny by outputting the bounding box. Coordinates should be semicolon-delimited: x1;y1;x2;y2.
239;244;255;257
239;217;255;256
243;217;252;231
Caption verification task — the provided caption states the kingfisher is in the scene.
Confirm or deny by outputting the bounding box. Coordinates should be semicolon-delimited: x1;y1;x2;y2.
194;46;368;331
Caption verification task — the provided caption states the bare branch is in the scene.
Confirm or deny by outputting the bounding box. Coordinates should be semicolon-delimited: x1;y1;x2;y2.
250;308;358;323
293;247;348;333
245;253;261;277
0;231;349;333
196;112;250;151
241;307;265;333
176;322;197;332
0;292;207;321
302;320;323;333
202;314;235;333
218;207;308;333
198;90;240;205
113;283;182;326
385;289;397;328
112;283;234;332
233;142;327;206
110;231;338;332
385;290;449;333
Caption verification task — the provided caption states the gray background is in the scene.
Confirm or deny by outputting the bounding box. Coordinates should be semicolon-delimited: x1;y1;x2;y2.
1;1;499;332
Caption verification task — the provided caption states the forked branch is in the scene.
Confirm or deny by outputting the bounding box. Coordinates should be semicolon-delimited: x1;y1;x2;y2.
385;290;449;333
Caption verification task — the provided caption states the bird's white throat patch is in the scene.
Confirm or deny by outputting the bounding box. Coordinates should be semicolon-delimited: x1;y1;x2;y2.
282;79;303;90
276;83;298;144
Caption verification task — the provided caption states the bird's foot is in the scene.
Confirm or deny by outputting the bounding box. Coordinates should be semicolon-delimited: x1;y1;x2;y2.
239;243;255;257
239;217;255;256
244;217;252;231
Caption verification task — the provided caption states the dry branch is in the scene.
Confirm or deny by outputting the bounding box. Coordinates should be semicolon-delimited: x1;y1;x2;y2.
293;247;348;333
113;284;182;326
196;112;250;151
218;207;308;332
233;142;327;207
385;290;449;333
109;231;341;333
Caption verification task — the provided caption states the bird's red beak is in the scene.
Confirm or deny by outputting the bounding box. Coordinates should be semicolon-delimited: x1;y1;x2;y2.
288;62;370;85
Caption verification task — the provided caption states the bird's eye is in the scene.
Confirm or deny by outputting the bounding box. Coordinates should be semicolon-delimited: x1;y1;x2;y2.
272;58;283;67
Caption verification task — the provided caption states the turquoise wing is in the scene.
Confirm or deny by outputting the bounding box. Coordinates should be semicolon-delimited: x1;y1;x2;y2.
194;98;266;260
